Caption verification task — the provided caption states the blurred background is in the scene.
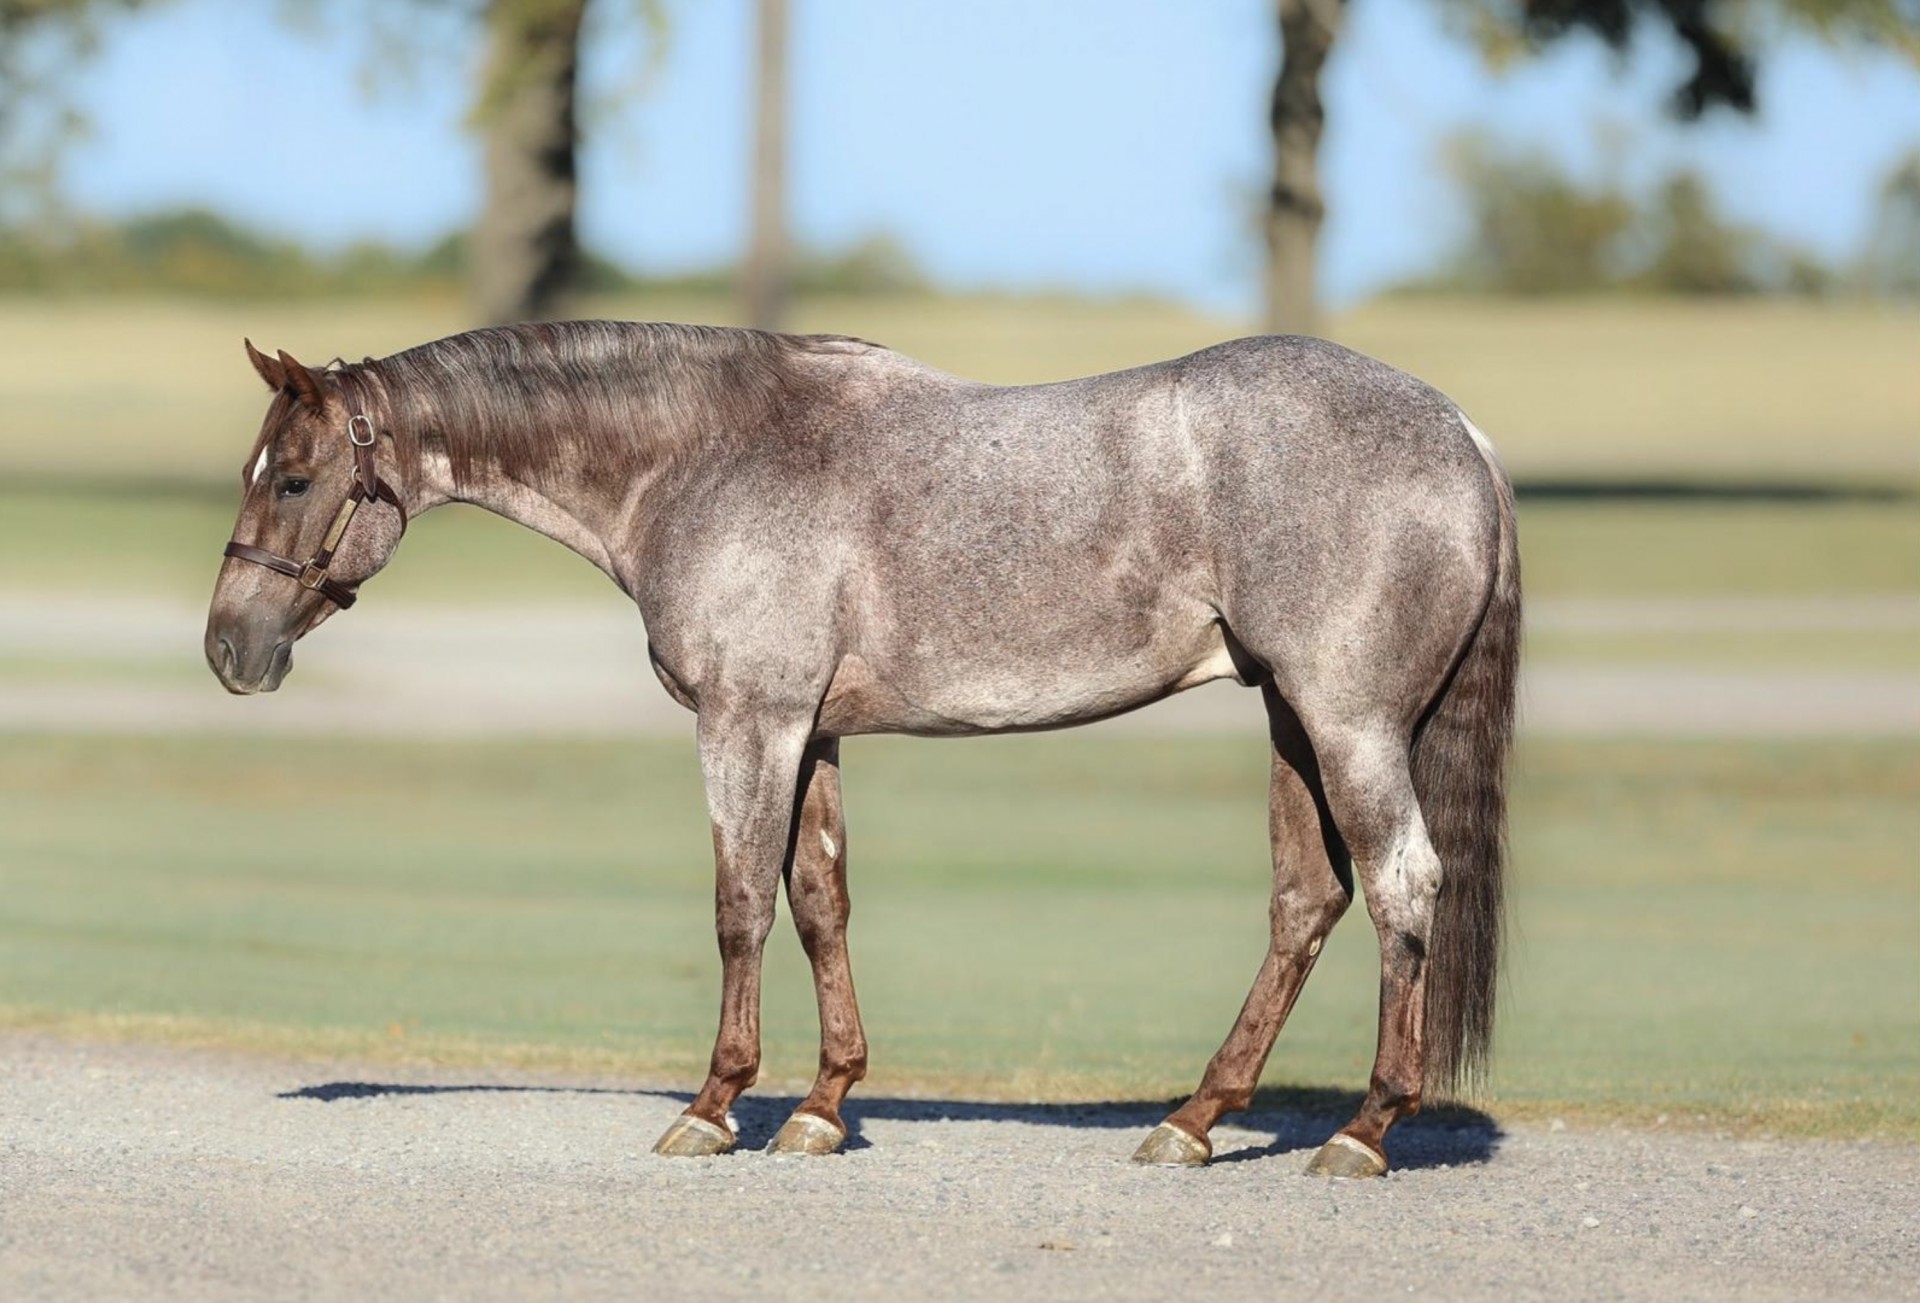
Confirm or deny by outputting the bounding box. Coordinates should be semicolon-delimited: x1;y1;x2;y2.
1;0;1915;1134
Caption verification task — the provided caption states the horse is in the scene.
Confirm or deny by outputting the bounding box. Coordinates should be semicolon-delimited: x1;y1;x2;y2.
205;320;1519;1177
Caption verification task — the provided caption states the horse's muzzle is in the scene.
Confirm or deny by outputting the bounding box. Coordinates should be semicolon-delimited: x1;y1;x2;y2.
205;620;294;695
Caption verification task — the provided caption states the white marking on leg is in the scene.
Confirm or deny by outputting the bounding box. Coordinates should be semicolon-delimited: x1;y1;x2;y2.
820;829;837;860
250;447;270;485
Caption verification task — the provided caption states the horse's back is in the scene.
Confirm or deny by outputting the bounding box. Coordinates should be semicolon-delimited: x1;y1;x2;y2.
799;334;1506;736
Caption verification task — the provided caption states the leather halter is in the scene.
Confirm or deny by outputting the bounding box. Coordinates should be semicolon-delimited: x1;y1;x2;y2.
221;372;406;611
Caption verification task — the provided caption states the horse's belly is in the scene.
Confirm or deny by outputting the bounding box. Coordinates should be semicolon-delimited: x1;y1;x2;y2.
819;623;1247;738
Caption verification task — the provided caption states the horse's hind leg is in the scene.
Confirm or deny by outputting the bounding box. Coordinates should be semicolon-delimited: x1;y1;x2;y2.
1134;685;1352;1166
1298;720;1439;1179
653;705;813;1158
767;739;870;1156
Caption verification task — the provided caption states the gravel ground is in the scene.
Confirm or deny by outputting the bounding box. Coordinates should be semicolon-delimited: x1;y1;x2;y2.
3;1035;1915;1301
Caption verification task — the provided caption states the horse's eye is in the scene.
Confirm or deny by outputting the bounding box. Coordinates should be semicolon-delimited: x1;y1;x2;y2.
278;476;311;499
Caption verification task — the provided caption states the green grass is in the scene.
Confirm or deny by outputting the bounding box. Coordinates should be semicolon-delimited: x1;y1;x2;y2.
1523;626;1920;672
3;732;1915;1138
2;293;1915;485
1517;499;1920;597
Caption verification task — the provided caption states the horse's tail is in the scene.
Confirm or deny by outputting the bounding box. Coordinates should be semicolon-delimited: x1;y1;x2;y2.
1414;419;1521;1099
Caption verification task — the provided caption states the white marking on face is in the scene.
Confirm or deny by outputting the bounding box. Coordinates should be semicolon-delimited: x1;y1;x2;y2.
1307;936;1323;957
251;447;270;485
820;829;838;860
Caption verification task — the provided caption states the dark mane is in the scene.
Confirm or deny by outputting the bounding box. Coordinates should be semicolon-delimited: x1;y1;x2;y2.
348;320;850;494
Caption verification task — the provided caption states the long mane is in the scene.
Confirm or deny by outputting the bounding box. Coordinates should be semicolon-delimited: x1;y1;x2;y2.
347;320;851;494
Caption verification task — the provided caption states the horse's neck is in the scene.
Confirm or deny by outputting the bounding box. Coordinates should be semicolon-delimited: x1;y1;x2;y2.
437;459;634;587
400;354;759;596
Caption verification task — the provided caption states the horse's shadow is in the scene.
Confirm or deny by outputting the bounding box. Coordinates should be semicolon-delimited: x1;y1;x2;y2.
278;1079;1502;1170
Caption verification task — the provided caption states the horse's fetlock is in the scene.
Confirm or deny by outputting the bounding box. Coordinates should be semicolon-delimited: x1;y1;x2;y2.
709;1049;760;1088
823;1047;868;1083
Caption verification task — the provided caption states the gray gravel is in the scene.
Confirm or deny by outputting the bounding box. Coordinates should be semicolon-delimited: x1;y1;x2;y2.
3;1035;1916;1301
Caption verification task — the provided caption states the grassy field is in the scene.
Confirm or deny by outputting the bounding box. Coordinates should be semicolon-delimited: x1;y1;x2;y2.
2;290;1914;1144
3;732;1915;1139
2;293;1915;486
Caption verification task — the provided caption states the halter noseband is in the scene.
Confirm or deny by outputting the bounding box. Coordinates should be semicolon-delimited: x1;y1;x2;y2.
221;372;406;611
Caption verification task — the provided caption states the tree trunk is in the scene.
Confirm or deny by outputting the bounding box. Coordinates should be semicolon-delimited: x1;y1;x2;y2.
742;0;789;332
1264;0;1341;336
472;0;587;325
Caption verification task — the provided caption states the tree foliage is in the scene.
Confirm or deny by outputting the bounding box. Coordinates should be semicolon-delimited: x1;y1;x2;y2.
0;207;931;300
1423;130;1920;296
1858;146;1920;296
1447;0;1919;117
1439;133;1637;292
0;0;149;226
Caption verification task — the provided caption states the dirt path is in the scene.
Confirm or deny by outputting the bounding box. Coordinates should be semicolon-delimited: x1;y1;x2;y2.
2;1035;1915;1301
3;595;1918;737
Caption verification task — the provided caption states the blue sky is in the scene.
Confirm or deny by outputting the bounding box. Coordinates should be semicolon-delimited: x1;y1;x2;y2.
62;0;1920;312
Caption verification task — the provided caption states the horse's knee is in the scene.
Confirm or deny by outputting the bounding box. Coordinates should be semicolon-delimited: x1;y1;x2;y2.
716;891;777;960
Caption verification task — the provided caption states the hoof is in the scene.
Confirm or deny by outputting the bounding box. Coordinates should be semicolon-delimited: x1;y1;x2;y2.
1131;1122;1211;1167
1304;1133;1388;1179
767;1111;846;1156
652;1113;736;1158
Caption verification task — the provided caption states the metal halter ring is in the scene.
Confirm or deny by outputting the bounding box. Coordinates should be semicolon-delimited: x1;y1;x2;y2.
347;413;376;447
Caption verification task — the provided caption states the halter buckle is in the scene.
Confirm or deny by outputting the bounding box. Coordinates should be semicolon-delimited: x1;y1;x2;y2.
347;413;375;447
298;562;331;591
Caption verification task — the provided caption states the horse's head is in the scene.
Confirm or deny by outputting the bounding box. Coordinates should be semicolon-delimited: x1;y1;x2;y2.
204;341;407;694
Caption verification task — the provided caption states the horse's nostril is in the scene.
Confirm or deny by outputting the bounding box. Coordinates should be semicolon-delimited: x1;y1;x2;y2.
217;637;237;678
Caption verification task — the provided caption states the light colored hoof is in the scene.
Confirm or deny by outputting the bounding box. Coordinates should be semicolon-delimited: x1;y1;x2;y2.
652;1113;736;1158
767;1111;846;1156
1131;1122;1211;1167
1304;1133;1388;1179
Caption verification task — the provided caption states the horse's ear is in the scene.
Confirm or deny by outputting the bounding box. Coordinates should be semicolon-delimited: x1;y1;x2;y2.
244;338;284;390
276;348;325;411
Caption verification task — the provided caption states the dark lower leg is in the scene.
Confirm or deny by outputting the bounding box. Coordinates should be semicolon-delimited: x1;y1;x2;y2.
657;713;809;1154
1151;694;1350;1152
784;741;868;1133
1336;937;1427;1156
1305;728;1436;1174
686;906;775;1129
1161;938;1329;1143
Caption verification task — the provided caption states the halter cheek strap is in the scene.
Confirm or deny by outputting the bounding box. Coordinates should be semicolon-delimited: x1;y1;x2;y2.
221;374;406;611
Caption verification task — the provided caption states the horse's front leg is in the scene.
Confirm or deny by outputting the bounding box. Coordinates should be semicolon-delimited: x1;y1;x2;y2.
653;704;813;1158
767;739;869;1156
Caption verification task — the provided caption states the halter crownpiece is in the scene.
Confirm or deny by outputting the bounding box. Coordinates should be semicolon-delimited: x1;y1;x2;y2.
220;372;406;610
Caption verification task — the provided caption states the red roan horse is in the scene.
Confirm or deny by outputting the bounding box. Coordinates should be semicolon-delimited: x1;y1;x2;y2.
206;322;1519;1176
